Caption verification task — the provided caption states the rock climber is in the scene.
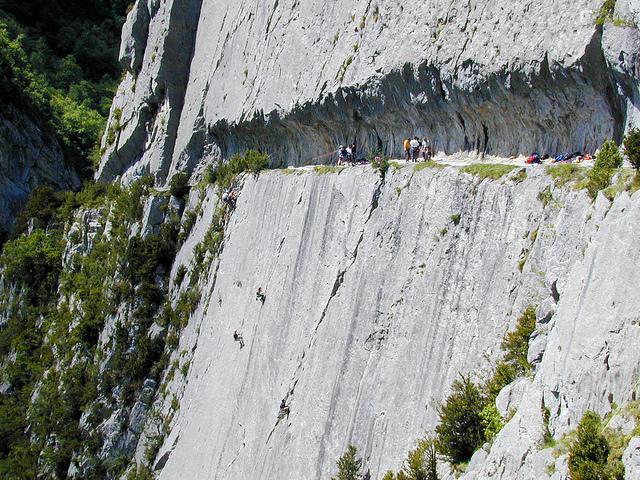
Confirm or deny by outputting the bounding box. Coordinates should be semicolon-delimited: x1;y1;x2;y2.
233;329;245;349
256;287;266;304
280;398;290;417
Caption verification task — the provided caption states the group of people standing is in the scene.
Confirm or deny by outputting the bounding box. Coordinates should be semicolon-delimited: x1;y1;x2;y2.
404;136;432;162
337;141;359;165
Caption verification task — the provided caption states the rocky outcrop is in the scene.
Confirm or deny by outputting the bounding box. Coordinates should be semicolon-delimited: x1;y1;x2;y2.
98;0;640;184
97;0;203;185
111;164;638;479
0;105;80;233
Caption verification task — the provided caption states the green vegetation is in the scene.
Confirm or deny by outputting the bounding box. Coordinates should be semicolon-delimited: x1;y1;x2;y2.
370;152;390;178
0;177;190;478
314;165;345;174
435;375;486;464
0;229;63;304
209;150;270;191
511;168;528;183
547;164;587;187
538;186;554;207
484;307;536;400
434;307;536;465
387;437;439;480
583;140;623;199
568;411;624;480
623;128;640;174
595;0;616;26
461;164;516;180
336;55;354;83
331;445;363;480
0;1;129;178
169;172;190;198
415;160;444;172
450;213;461;226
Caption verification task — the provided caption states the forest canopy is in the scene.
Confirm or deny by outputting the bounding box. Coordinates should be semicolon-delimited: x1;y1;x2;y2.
0;1;130;178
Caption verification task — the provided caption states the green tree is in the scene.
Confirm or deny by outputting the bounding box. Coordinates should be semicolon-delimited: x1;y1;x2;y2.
435;375;486;464
568;411;611;480
623;128;640;174
401;437;438;480
169;172;190;198
332;444;363;480
484;306;536;400
585;140;623;198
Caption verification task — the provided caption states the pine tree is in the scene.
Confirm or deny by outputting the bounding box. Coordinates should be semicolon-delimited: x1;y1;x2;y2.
624;128;640;173
435;375;486;464
401;438;438;480
332;444;362;480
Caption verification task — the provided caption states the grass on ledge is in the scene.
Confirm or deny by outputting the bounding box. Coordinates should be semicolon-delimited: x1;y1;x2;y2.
546;164;588;187
461;163;517;180
314;165;345;174
415;160;445;172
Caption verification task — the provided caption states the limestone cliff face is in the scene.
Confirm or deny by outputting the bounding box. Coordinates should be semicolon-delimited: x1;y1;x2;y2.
98;0;640;183
122;165;637;479
0;105;80;233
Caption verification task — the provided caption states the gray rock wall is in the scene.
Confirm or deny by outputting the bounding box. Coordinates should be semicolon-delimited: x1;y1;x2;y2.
98;0;640;183
0;105;80;233
144;165;640;479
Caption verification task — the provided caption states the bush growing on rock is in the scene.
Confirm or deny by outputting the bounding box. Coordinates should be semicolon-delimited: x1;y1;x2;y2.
0;229;63;304
169;172;190;198
623;128;640;174
435;375;486;464
13;186;65;235
568;411;624;480
585;140;623;199
401;437;439;480
215;150;270;190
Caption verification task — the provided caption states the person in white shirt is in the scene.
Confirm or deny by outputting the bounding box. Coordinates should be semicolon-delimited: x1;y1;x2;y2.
410;137;420;162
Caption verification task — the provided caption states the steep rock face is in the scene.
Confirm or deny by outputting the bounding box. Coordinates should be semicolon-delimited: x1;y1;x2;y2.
98;0;640;183
132;165;640;479
0;105;80;233
97;0;203;184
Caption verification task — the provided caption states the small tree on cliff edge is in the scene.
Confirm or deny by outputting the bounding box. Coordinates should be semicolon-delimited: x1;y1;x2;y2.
332;444;363;480
623;128;640;174
435;375;486;464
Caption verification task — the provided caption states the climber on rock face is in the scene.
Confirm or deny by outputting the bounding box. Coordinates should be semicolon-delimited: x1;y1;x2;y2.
233;329;245;349
256;287;266;304
279;398;290;417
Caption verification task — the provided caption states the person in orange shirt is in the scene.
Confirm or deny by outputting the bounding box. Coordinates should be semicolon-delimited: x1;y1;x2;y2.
403;138;411;160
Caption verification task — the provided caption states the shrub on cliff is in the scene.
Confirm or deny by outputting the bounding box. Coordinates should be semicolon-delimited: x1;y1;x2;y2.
169;172;190;198
568;411;624;480
435;375;486;464
331;444;362;480
369;151;389;178
0;229;63;304
585;140;623;199
216;150;270;190
13;186;64;235
623;128;640;174
401;437;439;480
